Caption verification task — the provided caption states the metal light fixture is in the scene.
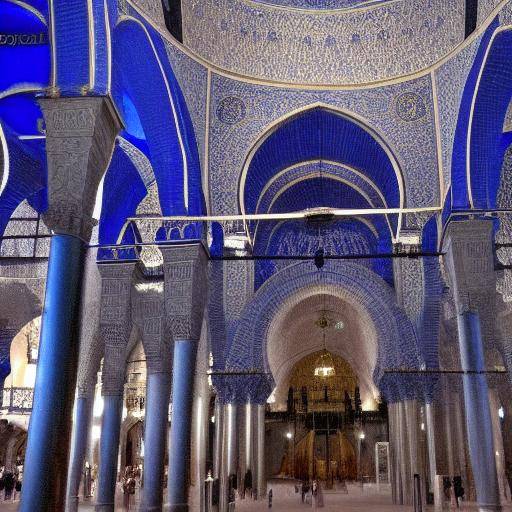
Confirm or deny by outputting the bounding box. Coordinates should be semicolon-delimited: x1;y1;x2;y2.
313;332;336;378
315;311;334;329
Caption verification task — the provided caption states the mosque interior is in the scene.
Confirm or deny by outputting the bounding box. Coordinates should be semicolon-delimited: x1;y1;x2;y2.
1;0;512;511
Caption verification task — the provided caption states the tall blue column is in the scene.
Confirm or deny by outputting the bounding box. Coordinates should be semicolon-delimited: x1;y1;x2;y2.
141;371;172;512
67;391;95;511
457;311;501;512
20;234;85;512
95;394;124;512
167;340;198;512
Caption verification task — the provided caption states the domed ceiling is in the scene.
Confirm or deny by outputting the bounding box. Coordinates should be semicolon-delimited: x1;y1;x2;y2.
251;0;392;9
181;0;468;85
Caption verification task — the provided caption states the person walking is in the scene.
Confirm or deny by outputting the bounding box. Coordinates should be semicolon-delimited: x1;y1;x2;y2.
3;470;15;501
312;480;318;509
122;466;136;510
91;464;98;497
0;466;5;501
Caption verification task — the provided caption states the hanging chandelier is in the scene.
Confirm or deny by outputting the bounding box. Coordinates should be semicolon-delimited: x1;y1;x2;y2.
313;331;336;378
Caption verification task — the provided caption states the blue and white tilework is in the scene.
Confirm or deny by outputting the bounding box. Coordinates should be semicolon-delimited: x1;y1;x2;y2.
182;0;465;84
434;35;483;193
478;0;504;24
250;0;393;9
164;40;209;175
208;73;439;214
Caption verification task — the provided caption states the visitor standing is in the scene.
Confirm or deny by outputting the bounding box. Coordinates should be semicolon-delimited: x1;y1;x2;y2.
91;463;98;497
3;469;14;501
0;466;5;500
122;466;136;510
312;480;318;509
244;469;252;498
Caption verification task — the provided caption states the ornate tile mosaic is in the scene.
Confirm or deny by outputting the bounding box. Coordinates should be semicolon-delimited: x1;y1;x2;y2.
500;1;512;24
251;0;393;8
182;0;465;84
478;0;503;24
164;39;209;176
434;35;483;193
208;73;439;214
126;0;166;28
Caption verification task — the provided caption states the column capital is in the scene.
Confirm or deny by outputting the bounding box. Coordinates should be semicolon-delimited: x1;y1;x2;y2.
161;243;208;342
443;219;496;314
393;239;424;321
39;97;122;240
133;279;172;373
98;261;136;395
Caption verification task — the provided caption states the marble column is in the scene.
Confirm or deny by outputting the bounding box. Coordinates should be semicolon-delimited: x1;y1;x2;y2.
167;340;198;512
405;399;425;503
388;402;401;504
134;278;172;512
141;371;172;512
222;402;238;511
453;394;470;491
444;220;502;512
245;402;253;479
213;398;224;479
225;404;237;478
67;386;95;512
425;401;439;502
458;311;501;511
256;404;266;499
162;244;208;512
19;97;121;512
95;262;135;512
21;234;85;511
488;389;507;502
399;402;413;504
95;393;124;512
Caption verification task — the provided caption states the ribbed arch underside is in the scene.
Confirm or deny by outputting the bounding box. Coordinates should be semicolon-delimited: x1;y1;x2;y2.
0;2;50;235
242;108;402;226
452;22;512;210
111;18;204;217
267;291;379;410
242;108;400;288
226;260;422;403
469;29;512;209
253;217;393;289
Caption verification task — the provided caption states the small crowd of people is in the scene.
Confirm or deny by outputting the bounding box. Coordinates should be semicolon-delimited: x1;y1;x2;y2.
0;462;23;502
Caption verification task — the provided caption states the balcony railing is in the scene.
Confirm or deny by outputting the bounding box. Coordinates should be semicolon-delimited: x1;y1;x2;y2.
1;387;33;413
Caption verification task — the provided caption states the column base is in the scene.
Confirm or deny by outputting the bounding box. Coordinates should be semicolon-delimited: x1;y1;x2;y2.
478;505;502;512
67;496;79;512
165;504;188;512
140;505;165;512
94;502;115;512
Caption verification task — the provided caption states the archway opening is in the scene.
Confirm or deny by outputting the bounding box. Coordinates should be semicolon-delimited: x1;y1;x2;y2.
263;287;389;493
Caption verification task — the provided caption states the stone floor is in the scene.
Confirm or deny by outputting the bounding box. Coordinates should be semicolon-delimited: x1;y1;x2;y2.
0;484;511;511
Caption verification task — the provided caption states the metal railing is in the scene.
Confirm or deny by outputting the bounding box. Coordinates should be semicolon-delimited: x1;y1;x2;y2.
1;387;34;413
